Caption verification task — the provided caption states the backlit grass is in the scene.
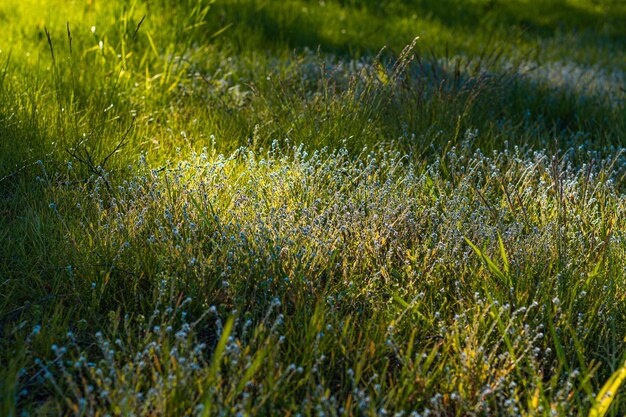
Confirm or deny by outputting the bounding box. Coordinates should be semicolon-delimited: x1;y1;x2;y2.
1;0;626;415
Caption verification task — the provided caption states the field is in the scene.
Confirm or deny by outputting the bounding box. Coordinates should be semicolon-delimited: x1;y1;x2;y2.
1;0;626;415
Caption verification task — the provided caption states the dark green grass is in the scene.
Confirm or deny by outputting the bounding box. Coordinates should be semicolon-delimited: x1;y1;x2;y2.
1;0;626;415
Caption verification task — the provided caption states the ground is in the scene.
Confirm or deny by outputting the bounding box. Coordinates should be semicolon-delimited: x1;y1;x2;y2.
1;0;626;415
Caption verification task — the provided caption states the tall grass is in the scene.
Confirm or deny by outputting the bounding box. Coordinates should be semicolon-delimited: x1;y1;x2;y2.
1;0;626;415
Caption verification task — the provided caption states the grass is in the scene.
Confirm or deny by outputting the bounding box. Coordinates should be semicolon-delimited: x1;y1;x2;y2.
1;0;626;415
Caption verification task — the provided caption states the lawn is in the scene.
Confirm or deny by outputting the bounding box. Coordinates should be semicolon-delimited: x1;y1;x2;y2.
1;0;626;415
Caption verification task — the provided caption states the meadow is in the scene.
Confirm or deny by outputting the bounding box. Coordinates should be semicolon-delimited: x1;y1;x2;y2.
1;0;626;415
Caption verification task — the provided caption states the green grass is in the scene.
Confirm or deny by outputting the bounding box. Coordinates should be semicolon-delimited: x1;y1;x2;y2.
1;0;626;415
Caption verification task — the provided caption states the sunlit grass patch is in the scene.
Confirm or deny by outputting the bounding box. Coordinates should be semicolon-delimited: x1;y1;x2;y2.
1;0;626;415
4;142;625;414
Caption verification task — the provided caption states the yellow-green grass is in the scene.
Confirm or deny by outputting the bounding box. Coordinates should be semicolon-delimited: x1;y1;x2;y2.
1;0;626;415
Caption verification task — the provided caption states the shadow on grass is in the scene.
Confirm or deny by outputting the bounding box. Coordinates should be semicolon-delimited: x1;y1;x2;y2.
205;0;626;57
181;0;625;153
186;46;625;156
